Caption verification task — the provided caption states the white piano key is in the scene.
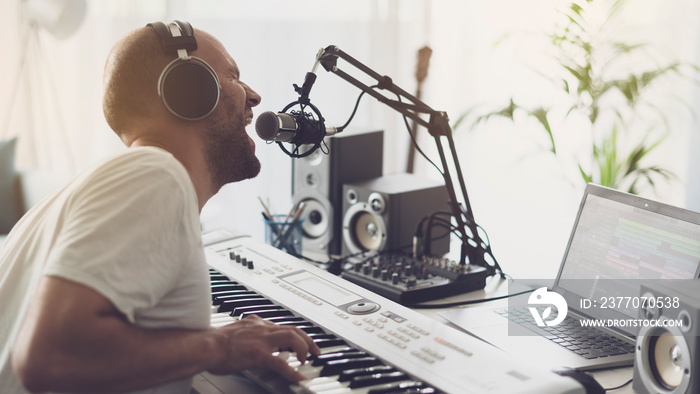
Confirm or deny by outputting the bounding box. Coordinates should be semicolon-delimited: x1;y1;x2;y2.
310;387;352;394
300;377;340;389
295;362;322;380
304;380;346;393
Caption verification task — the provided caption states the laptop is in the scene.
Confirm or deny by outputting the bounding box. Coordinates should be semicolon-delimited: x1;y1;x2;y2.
440;183;700;371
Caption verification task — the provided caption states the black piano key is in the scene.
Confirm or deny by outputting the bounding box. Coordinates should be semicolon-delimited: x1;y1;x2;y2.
306;333;338;340
211;283;247;294
338;365;396;382
273;321;324;333
232;305;285;317
209;279;235;285
264;316;308;324
368;382;432;394
298;326;326;334
208;275;230;281
274;321;315;328
311;350;368;366
213;291;260;305
313;337;348;348
321;357;383;377
218;298;273;313
238;309;294;319
350;371;409;389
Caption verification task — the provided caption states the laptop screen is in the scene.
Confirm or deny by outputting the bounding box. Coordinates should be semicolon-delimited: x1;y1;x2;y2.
553;184;700;335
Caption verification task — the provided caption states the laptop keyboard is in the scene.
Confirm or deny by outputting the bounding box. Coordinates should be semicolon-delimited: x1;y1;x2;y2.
495;307;635;359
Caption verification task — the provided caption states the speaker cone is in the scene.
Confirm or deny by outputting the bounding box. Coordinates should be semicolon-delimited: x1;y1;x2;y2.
351;212;384;251
343;202;387;254
649;331;686;389
299;198;329;239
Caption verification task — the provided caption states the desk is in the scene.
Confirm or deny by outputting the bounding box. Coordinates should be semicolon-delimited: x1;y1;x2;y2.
414;276;635;393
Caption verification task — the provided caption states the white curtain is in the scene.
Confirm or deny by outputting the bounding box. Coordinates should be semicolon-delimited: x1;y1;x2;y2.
2;0;699;279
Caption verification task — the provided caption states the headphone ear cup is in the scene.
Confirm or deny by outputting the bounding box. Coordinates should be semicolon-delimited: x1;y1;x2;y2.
160;60;220;120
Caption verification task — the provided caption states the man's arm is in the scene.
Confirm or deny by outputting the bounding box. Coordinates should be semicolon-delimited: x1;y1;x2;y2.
11;276;319;393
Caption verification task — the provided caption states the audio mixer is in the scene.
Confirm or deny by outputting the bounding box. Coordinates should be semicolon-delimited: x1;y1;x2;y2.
340;251;490;305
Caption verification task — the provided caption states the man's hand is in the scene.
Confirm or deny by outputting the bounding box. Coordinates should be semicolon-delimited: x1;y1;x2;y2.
207;315;320;382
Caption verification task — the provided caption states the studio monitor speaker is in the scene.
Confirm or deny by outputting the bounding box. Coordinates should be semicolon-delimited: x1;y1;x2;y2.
341;173;449;257
633;280;700;394
292;129;383;256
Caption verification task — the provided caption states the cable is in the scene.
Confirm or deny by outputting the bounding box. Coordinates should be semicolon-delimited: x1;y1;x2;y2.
398;97;444;176
406;288;535;309
604;378;632;392
338;86;374;131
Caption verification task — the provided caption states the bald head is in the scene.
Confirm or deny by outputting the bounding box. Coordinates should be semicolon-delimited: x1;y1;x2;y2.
102;27;171;140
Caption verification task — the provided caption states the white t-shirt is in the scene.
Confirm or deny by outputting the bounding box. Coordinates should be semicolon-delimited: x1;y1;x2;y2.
0;147;211;394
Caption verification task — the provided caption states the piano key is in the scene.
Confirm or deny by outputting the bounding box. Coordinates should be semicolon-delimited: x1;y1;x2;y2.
312;337;348;349
320;357;383;377
264;316;309;324
317;346;355;355
238;309;294;319
213;291;260;304
231;305;287;317
210;312;235;328
277;323;326;334
306;333;340;341
210;283;248;293
349;371;409;389
337;365;396;382
218;297;274;313
211;285;248;300
209;279;237;284
211;312;233;321
310;350;368;366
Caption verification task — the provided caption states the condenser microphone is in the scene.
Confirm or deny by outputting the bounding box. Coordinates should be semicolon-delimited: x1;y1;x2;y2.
255;111;339;145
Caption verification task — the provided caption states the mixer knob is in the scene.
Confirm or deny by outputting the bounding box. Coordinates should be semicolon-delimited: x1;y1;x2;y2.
381;269;389;281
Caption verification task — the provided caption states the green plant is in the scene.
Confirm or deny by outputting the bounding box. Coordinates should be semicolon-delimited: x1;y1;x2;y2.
454;0;696;195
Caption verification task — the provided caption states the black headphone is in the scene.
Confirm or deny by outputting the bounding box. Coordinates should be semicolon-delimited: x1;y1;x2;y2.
147;21;220;121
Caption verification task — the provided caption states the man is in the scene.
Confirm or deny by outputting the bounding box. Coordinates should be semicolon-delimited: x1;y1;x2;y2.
0;21;319;393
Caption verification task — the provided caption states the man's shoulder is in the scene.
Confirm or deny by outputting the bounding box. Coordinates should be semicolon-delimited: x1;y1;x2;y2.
106;146;179;167
70;147;192;202
94;147;187;181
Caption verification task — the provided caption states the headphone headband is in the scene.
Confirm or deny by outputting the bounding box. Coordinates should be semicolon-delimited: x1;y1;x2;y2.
147;21;197;52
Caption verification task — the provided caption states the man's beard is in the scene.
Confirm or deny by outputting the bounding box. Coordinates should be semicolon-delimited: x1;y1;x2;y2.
204;107;261;192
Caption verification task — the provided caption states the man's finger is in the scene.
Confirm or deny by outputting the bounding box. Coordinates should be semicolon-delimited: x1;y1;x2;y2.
262;353;307;382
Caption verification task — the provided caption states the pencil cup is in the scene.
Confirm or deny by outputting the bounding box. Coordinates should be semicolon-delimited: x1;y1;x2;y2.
264;214;303;256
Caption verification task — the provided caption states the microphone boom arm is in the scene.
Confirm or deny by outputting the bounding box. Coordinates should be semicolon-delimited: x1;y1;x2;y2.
315;45;496;271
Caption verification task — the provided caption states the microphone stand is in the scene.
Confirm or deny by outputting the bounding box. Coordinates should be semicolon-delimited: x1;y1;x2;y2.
313;45;499;274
